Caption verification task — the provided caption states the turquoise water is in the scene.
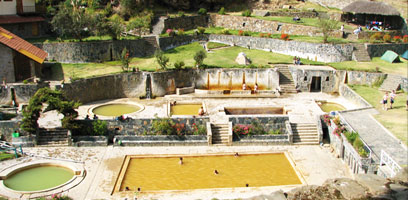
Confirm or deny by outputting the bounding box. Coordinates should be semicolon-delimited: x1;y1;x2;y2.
4;166;74;191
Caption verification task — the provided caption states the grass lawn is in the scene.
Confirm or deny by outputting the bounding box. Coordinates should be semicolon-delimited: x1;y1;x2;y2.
251;15;353;30
62;61;124;81
349;85;407;146
329;58;408;76
26;35;141;43
0;151;16;161
207;42;230;49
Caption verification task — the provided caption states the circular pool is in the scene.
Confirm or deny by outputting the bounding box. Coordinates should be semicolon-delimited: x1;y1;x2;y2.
319;102;346;112
92;103;142;117
3;165;74;191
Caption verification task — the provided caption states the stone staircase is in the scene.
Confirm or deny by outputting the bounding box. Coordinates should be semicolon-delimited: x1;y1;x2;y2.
143;36;160;55
37;128;70;146
276;65;297;93
210;123;231;145
352;44;371;62
379;74;402;92
151;16;167;35
291;123;319;145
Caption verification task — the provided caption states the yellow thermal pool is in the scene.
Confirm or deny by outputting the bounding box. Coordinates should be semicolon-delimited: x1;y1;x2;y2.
117;153;301;191
170;104;202;115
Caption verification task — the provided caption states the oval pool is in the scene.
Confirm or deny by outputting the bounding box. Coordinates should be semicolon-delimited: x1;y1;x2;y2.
3;166;74;191
319;102;346;112
92;103;142;117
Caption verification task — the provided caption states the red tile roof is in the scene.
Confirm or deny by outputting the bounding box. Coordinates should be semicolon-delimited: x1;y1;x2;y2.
0;15;45;24
0;26;47;63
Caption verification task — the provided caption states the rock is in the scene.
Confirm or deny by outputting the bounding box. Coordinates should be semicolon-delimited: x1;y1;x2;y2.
391;167;408;184
235;52;251;65
324;178;369;200
287;185;344;200
253;10;270;17
355;174;390;195
307;8;316;12
244;190;286;200
282;5;292;9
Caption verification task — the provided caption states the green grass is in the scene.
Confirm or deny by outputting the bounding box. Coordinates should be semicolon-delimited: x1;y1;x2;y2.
329;58;408;76
26;35;141;43
0;151;16;161
207;42;230;49
349;85;407;146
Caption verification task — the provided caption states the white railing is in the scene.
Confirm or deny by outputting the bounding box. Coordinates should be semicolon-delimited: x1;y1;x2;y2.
380;149;402;177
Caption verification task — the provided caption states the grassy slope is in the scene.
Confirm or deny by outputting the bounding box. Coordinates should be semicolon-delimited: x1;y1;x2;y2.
329;58;408;76
349;85;407;146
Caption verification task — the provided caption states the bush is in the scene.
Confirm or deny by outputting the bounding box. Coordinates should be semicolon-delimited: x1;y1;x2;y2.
233;124;252;136
370;32;383;42
93;120;107;135
403;35;408;43
174;60;185;69
178;11;185;17
243;31;251;36
332;116;341;126
197;26;206;34
323;114;332;126
221;28;231;35
280;34;289;40
194;50;207;67
238;30;244;36
218;7;226;15
250;120;264;135
242;10;251;17
192;123;206;135
259;33;265;37
383;34;391;43
154;50;169;70
267;33;271;38
268;129;282;135
333;126;345;136
151;117;174;135
393;36;402;43
172;123;186;136
198;8;207;15
177;28;185;36
344;131;358;144
23;80;29;84
166;29;175;37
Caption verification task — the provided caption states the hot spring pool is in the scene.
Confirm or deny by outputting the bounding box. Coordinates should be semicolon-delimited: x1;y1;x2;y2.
92;103;142;117
319;102;346;112
3;166;74;192
170;104;202;115
115;153;302;192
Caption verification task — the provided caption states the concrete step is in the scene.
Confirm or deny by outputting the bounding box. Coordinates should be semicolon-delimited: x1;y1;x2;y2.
292;141;319;145
37;141;68;145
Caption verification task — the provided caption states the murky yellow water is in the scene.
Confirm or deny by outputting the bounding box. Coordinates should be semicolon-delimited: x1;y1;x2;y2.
171;104;202;115
92;104;141;117
319;102;346;112
120;153;301;191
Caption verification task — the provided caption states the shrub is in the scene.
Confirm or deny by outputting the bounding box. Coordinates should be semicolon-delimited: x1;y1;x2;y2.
233;124;252;136
23;80;29;84
383;34;391;43
221;28;231;35
333;126;345;136
197;27;206;34
332;116;341;126
172;123;186;136
268;129;282;135
93;120;107;135
353;137;368;157
280;34;289;40
198;8;207;15
166;29;176;37
250;120;264;135
370;32;382;42
259;33;265;37
194;50;207;67
267;33;271;38
218;7;226;15
177;28;185;36
403;35;408;43
242;10;251;17
151;117;174;135
393;35;402;43
178;11;185;17
344;131;358;144
238;30;244;36
192;123;206;135
174;60;185;70
243;31;251;36
154;50;169;70
323;114;332;126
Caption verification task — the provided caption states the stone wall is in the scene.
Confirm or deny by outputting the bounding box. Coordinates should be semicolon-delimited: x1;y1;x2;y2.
164;16;208;32
210;14;340;37
0;44;15;83
34;38;157;63
158;34;208;51
208;34;353;62
114;135;207;146
0;82;49;105
339;84;372;108
366;43;408;58
290;66;339;93
0;120;21;142
346;71;386;86
228;116;289;133
0;22;48;39
267;11;319;18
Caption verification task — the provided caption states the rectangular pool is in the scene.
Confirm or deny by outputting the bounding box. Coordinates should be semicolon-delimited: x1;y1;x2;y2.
114;153;302;192
224;107;284;115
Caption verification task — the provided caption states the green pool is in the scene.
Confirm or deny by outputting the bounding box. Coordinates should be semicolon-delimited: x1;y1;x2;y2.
3;166;74;191
92;104;141;117
319;102;346;112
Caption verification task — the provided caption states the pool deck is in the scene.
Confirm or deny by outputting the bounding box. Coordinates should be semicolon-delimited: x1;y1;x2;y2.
0;145;352;200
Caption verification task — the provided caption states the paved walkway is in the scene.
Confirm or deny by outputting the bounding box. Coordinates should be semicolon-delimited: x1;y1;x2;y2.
340;109;407;166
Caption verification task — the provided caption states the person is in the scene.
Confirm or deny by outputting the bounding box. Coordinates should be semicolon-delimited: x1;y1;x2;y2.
234;152;239;157
340;25;345;38
93;114;98;120
390;90;396;109
198;106;205;116
254;83;258;92
179;157;183;165
242;82;246;90
170;101;177;106
246;183;249;187
214;170;219;175
296;57;301;65
85;115;90;120
125;186;130;191
382;92;388;110
293;56;297;65
406;95;408;111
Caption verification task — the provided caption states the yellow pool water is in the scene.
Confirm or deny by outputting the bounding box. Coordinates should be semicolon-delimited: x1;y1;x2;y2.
171;104;202;115
319;102;346;112
119;153;301;191
92;104;141;117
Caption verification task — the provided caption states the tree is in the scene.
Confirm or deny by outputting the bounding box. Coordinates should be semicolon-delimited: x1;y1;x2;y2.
194;50;207;67
154;50;169;70
21;88;81;133
120;47;130;71
317;17;339;43
107;14;124;40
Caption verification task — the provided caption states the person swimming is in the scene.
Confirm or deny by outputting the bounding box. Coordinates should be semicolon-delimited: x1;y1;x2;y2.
179;157;183;165
214;170;219;175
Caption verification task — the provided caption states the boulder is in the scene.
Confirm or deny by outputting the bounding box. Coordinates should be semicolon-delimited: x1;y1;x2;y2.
244;190;287;200
355;174;389;195
324;178;369;200
287;185;344;200
235;52;251;65
253;10;270;17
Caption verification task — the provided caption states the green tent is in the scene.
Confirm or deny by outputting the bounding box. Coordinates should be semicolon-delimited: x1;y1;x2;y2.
401;50;408;60
381;50;400;63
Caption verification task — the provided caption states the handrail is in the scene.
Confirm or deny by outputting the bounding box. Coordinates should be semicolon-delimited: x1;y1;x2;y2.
380;149;402;178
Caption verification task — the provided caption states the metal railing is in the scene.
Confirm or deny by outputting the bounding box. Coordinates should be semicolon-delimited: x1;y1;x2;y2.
380;149;402;178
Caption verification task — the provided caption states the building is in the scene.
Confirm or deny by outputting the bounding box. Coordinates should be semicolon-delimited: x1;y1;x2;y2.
0;0;47;38
0;26;47;83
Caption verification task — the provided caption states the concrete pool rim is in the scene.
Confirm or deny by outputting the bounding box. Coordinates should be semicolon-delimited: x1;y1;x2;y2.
0;160;86;195
88;102;145;118
111;151;306;194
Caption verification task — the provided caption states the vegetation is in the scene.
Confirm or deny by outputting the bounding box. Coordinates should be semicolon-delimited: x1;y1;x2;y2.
218;7;226;15
241;10;251;17
119;47;130;71
317;17;339;43
349;85;407;145
329;57;408;76
0;152;16;161
197;8;207;15
193;50;207;68
154;50;170;70
207;42;230;49
151;117;205;136
251;15;349;30
21;88;81;133
173;60;185;70
92;120;107;135
233;120;282;137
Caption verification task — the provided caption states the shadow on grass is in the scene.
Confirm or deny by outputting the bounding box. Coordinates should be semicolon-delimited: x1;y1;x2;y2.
42;63;64;81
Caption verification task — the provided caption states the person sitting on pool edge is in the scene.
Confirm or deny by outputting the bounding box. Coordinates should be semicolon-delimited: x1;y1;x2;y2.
179;157;183;165
198;106;205;116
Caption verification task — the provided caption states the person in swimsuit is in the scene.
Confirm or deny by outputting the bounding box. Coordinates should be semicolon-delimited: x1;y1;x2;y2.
382;92;388;111
389;90;396;109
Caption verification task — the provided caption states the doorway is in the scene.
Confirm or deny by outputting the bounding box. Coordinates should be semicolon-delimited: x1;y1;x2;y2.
310;76;321;92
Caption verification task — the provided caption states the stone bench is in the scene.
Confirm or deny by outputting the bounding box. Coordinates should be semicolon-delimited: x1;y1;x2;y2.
176;86;195;95
72;136;108;147
114;135;207;146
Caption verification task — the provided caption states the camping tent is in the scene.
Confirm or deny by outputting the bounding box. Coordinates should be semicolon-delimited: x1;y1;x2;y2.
401;50;408;60
381;50;400;63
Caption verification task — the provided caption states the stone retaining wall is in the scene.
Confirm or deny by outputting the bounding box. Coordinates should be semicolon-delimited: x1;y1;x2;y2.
0;83;49;105
72;136;108;147
114;135;207;146
164;16;208;32
34;38;157;63
366;43;408;58
290;66;339;93
208;34;353;62
228;115;289;132
0;120;21;142
158;34;208;51
233;134;290;145
267;11;319;18
339;84;372;108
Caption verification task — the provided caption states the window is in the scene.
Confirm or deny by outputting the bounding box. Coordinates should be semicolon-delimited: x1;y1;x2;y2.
326;77;329;81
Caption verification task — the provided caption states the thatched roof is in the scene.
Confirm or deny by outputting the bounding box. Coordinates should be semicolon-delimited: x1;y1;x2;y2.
342;1;400;16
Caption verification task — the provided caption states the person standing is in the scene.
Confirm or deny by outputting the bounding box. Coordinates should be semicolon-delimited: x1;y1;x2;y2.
390;90;396;109
340;24;345;38
382;92;389;110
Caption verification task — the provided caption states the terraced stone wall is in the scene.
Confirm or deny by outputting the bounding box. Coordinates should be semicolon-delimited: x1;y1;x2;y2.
158;34;208;51
0;82;49;105
366;43;408;58
163;15;208;32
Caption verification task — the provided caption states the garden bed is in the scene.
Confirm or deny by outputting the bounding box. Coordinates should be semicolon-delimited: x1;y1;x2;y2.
113;135;207;146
